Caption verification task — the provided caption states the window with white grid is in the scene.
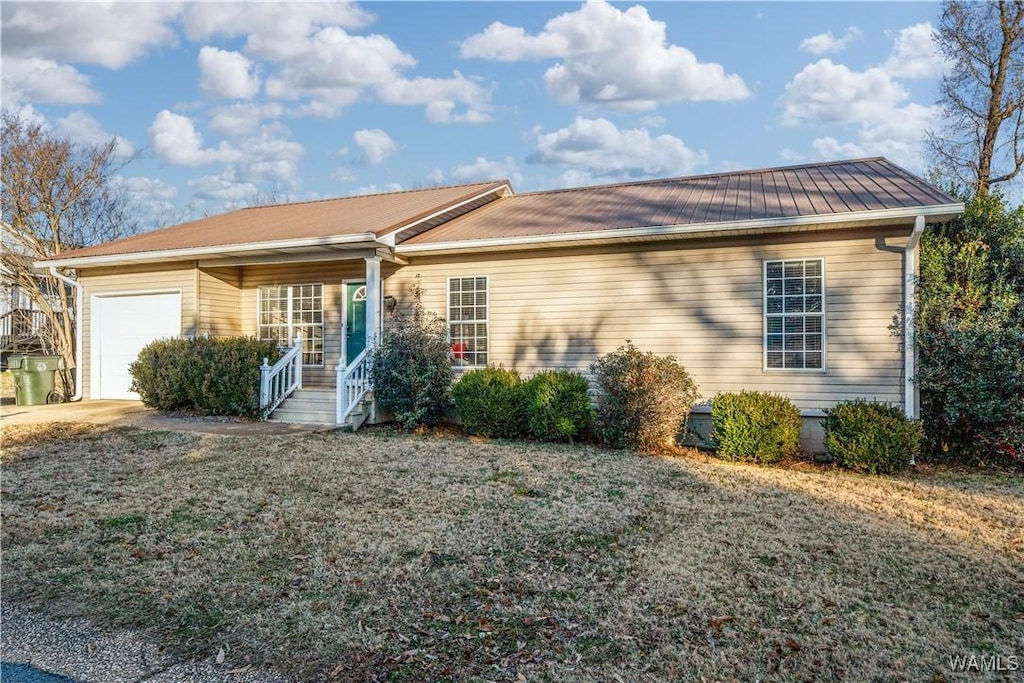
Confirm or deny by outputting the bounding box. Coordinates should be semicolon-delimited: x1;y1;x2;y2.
258;283;324;366
764;259;824;371
448;276;488;367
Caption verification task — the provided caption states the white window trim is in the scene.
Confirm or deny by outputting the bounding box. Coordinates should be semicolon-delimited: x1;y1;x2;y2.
762;257;827;373
447;275;489;369
257;282;325;367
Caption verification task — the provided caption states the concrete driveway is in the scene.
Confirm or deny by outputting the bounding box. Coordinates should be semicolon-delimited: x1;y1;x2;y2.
0;399;329;436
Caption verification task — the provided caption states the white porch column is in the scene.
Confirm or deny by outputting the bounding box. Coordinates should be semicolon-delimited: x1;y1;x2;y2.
364;256;382;350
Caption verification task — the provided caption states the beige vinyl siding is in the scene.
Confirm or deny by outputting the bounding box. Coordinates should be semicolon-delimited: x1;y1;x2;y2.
198;267;241;337
385;226;911;411
79;263;197;399
240;261;367;386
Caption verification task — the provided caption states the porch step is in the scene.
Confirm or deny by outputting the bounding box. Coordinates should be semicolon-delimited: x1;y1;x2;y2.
268;388;337;426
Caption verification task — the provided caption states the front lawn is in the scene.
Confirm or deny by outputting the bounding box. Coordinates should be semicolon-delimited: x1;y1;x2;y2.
1;423;1021;681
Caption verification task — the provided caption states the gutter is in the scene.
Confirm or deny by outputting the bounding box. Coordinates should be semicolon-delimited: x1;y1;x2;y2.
47;266;84;402
903;215;926;422
38;232;379;269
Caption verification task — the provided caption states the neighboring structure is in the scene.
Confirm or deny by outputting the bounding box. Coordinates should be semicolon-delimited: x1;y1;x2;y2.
38;158;962;447
1;228;60;367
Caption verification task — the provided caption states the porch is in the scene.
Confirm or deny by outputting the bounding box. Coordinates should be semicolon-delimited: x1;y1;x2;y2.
194;253;394;428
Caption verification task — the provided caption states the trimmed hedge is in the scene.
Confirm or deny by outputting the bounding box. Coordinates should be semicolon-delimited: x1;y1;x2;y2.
590;342;700;452
711;391;802;464
824;400;923;474
452;367;525;438
129;336;280;418
523;370;592;443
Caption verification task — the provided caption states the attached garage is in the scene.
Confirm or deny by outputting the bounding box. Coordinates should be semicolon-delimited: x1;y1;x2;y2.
91;292;182;400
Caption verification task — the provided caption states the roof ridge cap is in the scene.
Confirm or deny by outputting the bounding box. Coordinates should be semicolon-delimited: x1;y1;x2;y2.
515;157;890;197
243;179;510;211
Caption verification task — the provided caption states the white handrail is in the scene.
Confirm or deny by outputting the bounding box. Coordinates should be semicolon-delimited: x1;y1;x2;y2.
336;348;371;424
259;337;303;416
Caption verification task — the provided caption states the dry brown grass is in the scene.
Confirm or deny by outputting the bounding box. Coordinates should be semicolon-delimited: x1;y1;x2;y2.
1;370;15;404
2;422;1022;681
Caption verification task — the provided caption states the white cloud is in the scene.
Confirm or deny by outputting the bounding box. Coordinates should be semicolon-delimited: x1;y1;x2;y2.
1;2;179;69
780;59;907;126
809;101;939;167
460;21;567;61
460;0;749;109
236;127;304;184
198;46;261;100
353;129;399;166
263;28;416;111
799;27;862;55
529;117;708;180
882;23;945;79
781;23;944;169
148;110;242;166
182;3;373;61
55;111;136;159
113;175;179;221
376;71;492;123
425;168;447;185
1;57;100;105
188;171;260;204
353;183;404;196
208;103;284;136
331;167;358;183
450;156;521;185
184;3;494;121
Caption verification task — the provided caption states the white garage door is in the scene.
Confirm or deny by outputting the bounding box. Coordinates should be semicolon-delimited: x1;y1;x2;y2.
94;292;181;400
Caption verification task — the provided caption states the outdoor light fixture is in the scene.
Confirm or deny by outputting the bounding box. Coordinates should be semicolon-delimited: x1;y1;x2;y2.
384;295;398;313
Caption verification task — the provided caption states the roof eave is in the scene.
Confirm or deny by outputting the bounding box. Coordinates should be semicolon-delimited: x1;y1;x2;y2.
37;233;381;269
394;203;965;256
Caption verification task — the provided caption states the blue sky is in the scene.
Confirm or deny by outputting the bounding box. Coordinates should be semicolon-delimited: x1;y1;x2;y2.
2;1;975;229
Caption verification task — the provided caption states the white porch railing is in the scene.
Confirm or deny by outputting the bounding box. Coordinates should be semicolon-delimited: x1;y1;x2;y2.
259;338;303;416
336;348;371;424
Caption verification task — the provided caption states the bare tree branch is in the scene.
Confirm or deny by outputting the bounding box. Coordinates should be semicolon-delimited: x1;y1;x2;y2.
1;110;140;386
928;0;1024;198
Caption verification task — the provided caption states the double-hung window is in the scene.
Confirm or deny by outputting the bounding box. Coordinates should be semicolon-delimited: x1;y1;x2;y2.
448;276;488;367
258;283;324;365
764;259;824;370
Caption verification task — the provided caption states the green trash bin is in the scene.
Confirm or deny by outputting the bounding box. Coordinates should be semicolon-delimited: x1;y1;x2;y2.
13;355;65;406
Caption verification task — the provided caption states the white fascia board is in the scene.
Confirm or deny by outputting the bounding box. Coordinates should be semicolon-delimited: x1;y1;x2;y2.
395;203;965;255
35;233;381;269
376;183;514;247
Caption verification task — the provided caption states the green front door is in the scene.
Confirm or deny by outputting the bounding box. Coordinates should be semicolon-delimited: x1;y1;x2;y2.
345;282;367;364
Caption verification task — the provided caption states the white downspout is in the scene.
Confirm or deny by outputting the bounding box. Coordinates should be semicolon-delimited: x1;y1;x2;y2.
903;215;926;422
48;266;84;402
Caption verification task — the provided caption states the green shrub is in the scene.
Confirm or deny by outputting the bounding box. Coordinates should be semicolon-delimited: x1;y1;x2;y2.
130;336;280;418
370;280;454;429
452;367;526;438
824;400;923;474
711;391;802;464
523;370;592;442
916;324;1024;465
590;342;700;452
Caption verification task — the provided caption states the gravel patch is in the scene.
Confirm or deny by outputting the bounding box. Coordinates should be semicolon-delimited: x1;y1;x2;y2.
1;602;290;683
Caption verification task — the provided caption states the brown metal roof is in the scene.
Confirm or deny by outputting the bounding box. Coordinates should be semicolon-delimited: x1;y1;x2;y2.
46;158;959;266
53;180;509;260
400;158;959;245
